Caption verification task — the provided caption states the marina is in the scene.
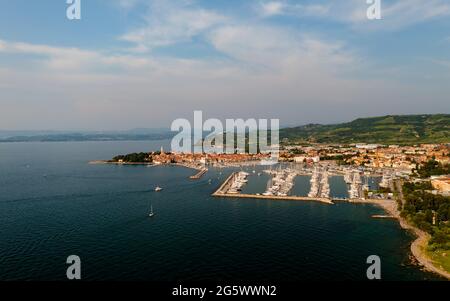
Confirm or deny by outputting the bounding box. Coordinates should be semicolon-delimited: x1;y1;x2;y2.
213;171;333;204
211;163;390;205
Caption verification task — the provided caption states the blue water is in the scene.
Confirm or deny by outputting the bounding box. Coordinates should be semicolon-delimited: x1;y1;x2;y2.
0;141;442;281
291;175;311;197
329;176;349;198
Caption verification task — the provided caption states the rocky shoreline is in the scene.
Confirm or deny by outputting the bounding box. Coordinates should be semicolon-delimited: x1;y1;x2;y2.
352;198;449;280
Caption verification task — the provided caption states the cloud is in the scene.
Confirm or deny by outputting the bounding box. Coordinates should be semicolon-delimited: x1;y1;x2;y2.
430;58;450;68
260;1;286;16
116;0;140;8
120;0;227;52
0;39;159;71
258;1;330;18
258;0;450;31
1;31;448;130
363;0;450;30
208;25;356;72
0;29;368;130
1;1;449;130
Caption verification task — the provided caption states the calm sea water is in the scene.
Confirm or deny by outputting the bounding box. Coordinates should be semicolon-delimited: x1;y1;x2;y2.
0;141;442;281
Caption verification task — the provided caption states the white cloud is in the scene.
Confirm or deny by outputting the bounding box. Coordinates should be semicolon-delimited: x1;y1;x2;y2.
0;30;369;130
1;31;448;130
258;0;450;31
1;1;449;130
0;39;159;71
260;1;286;17
208;25;356;72
362;0;450;30
120;0;227;52
258;1;329;18
430;58;450;68
116;0;140;8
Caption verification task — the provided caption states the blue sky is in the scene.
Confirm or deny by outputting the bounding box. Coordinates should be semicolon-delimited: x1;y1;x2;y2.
0;0;449;130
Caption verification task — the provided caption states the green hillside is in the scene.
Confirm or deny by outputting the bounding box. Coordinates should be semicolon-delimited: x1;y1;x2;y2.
281;114;450;144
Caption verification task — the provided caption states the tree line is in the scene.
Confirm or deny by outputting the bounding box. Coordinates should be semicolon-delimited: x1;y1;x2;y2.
401;181;450;250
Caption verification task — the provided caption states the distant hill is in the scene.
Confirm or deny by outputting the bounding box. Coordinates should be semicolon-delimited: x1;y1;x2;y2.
0;129;173;143
280;114;450;144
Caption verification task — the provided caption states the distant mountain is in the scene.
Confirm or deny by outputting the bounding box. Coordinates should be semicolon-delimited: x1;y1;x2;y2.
280;114;450;144
0;129;173;143
0;130;68;139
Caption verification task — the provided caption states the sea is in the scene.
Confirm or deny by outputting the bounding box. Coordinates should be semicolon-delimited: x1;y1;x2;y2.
0;141;443;281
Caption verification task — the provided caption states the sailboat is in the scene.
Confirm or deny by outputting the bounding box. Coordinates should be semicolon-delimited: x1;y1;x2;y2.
149;204;155;217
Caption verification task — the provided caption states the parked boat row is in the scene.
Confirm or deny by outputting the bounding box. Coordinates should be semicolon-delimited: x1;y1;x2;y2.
349;171;363;199
308;167;330;198
263;169;297;197
308;168;320;198
319;170;330;198
227;171;250;194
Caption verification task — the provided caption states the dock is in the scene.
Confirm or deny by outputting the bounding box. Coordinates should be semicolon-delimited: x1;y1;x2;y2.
372;215;396;219
190;168;208;179
212;172;334;204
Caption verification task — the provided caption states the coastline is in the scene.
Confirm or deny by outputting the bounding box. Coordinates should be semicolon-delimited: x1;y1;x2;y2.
89;160;153;166
89;160;207;179
90;160;449;279
89;160;202;171
350;198;450;280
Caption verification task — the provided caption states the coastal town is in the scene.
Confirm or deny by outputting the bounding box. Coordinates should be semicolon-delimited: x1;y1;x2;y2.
4;0;450;286
101;142;450;280
106;143;450;198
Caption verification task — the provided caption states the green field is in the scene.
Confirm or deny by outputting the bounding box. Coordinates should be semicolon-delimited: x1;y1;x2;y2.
427;247;450;274
281;114;450;144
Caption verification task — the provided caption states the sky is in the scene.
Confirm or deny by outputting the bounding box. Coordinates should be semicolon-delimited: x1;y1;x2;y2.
0;0;449;130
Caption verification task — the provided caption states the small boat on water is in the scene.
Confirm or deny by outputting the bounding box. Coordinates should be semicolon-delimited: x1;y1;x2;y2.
154;186;163;192
149;205;155;218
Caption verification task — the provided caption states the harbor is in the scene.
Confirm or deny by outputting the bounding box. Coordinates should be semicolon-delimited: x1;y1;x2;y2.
211;163;395;206
212;171;333;204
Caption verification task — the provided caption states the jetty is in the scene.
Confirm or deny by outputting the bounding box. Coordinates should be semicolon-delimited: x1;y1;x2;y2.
372;215;396;219
190;168;208;179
